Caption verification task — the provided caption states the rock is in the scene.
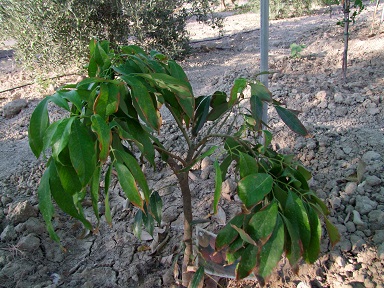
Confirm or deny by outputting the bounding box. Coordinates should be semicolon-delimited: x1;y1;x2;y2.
297;282;311;288
367;108;380;115
355;196;378;215
362;151;381;163
368;210;384;230
334;92;344;103
201;157;213;170
221;178;235;200
330;197;342;209
17;233;40;252
377;243;384;260
345;182;357;195
350;234;366;250
335;224;347;234
337;239;352;252
365;175;381;187
372;230;384;245
345;221;356;233
0;224;17;241
2;99;28;118
352;210;365;226
7;201;38;224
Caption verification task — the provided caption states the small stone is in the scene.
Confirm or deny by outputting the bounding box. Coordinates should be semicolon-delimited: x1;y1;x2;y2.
362;151;382;163
2;99;28;118
365;175;382;186
345;221;356;233
297;282;311;288
7;201;38;225
368;210;384;230
372;230;384;245
24;217;46;234
352;210;365;226
335;255;346;267
345;182;357;195
334;93;344;103
17;233;41;252
350;234;366;250
364;278;376;288
344;263;355;272
316;90;327;101
342;146;352;154
377;243;384;260
367;108;380;115
337;239;352;252
201;157;213;170
330;197;342;209
355;196;378;215
335;224;347;234
0;225;17;241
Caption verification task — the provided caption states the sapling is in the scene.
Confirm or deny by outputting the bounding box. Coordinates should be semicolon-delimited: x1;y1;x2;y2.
29;40;340;287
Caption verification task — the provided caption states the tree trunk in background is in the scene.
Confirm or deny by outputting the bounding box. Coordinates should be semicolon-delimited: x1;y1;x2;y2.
342;0;350;80
260;0;269;138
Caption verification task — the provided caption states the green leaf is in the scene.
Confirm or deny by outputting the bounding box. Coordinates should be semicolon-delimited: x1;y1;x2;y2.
250;82;272;102
248;201;278;242
149;191;162;224
216;214;245;250
50;161;92;230
121;75;161;130
281;214;301;266
231;225;257;246
324;217;340;247
91;165;101;224
50;92;70;111
104;164;112;225
51;117;75;161
304;204;321;263
275;106;308;136
168;60;193;94
192;95;211;136
213;160;222;215
69;119;97;186
55;159;82;195
284;191;311;250
91;114;112;162
143;205;155;236
237;173;273;208
250;94;263;123
235;244;258;280
138;73;194;120
57;90;84;112
93;82;120;119
239;152;258;178
207;102;229;121
115;161;144;210
38;166;60;243
29;97;50;158
133;209;143;239
114;149;150;203
229;78;247;106
258;215;285;278
262;130;273;147
189;266;204;288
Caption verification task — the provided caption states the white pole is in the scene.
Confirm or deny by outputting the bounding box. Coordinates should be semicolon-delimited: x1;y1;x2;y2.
260;0;269;127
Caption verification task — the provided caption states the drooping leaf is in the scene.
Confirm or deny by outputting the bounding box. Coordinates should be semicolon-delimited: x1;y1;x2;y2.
235;244;258;280
115;161;144;210
69;119;97;186
50;92;70;111
143;205;155;236
216;214;245;250
250;82;272;102
57;90;83;112
231;225;257;246
104;164;112;225
133;209;143;239
258;215;285;278
91;165;101;224
263;130;273;147
324;217;340;247
192;95;211;136
91;114;112;162
168;60;193;94
229;78;247;106
114;149;150;203
29;97;50;157
213;160;222;215
281;214;301;266
275;106;308;136
149;191;162;224
137;73;194;121
189;266;204;288
121;75;161;130
37;166;60;243
55;159;82;195
284;191;311;250
303;204;321;263
93;82;120;119
239;152;258;178
250;94;263;126
50;117;75;161
50;161;92;230
237;173;273;208
248;201;278;242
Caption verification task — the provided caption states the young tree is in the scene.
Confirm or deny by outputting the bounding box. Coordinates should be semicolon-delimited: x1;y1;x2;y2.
29;40;339;287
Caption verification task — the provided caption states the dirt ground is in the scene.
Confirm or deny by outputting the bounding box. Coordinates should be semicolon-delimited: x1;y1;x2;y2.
0;2;384;287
